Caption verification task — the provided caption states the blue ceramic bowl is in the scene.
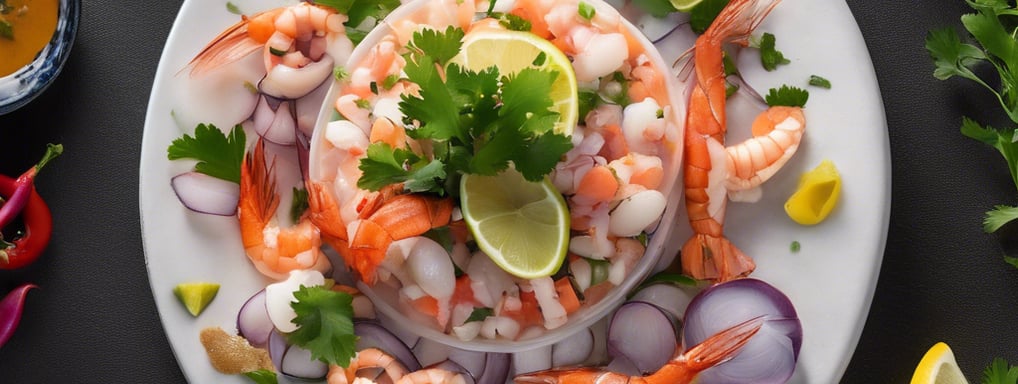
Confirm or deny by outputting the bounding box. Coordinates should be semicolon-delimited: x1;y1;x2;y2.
0;0;80;115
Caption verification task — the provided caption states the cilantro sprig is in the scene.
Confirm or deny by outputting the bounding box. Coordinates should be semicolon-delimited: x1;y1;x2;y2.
983;357;1018;384
167;124;246;183
358;26;573;194
765;85;809;108
286;285;358;368
927;1;1018;239
750;32;791;71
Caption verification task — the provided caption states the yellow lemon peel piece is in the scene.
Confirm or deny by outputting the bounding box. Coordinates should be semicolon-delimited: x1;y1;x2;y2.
784;160;841;225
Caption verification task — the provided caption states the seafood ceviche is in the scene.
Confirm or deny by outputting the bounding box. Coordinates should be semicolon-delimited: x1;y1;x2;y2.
164;0;814;382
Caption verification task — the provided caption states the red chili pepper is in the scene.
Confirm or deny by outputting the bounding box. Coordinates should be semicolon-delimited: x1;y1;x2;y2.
0;144;61;230
0;174;52;269
0;283;37;348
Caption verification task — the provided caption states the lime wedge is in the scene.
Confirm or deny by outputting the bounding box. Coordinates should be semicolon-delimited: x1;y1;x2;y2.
174;282;220;317
670;0;705;12
452;29;578;135
460;168;570;279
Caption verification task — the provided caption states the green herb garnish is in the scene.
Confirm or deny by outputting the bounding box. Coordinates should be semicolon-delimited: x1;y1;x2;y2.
286;285;358;368
983;357;1018;384
465;307;494;323
290;187;309;224
243;370;278;384
226;2;243;15
167;124;246;183
578;1;596;21
809;75;832;89
764;85;809;108
751;32;790;71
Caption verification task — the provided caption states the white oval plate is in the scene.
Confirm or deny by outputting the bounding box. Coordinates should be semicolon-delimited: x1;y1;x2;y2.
139;0;889;383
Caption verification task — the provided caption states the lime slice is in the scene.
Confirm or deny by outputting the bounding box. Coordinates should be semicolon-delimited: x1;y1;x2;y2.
669;0;704;12
174;282;220;317
460;168;569;279
452;29;578;135
911;342;969;384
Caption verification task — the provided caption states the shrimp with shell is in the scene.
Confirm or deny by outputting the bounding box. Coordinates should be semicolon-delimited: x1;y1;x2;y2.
680;0;806;282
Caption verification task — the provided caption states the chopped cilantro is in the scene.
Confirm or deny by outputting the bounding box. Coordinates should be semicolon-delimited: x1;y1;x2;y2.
381;74;401;90
493;12;532;32
167;124;246;183
290;187;309;224
226;2;242;15
362;27;572;193
690;0;729;35
577;89;601;120
790;240;801;252
809;75;832;89
316;0;399;29
286;285;358;368
334;66;349;81
354;98;371;109
982;357;1018;384
632;0;677;18
751;32;790;71
243;370;278;384
765;85;809;108
578;1;596;21
465;307;493;323
0;20;11;40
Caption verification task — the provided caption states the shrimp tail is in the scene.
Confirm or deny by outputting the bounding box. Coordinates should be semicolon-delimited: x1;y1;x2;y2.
680;233;754;282
673;316;765;371
239;139;279;248
186;17;262;76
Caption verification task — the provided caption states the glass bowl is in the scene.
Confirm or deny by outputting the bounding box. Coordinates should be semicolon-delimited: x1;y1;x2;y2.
309;0;685;353
0;0;80;115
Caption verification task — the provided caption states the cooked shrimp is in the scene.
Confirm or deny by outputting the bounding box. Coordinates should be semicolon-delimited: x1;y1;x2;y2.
681;0;782;282
725;106;806;194
327;348;408;384
188;1;348;75
513;316;764;384
239;139;328;280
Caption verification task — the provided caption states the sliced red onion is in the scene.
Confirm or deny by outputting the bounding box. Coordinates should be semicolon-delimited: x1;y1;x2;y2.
354;320;422;371
607;301;677;375
427;359;476;384
512;344;552;375
236;289;273;348
448;346;487;379
551;327;594;367
476;352;510;384
259;56;335;99
629;283;697;321
280;343;329;380
682;278;802;384
252;96;298;146
268;330;288;370
170;171;239;216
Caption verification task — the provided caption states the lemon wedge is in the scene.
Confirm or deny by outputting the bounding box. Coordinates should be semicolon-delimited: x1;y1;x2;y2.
784;159;841;225
911;342;969;384
460;168;569;279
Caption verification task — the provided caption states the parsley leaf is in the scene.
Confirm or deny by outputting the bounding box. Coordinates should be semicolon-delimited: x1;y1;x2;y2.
982;357;1018;384
243;370;278;384
751;33;791;71
764;85;809;108
286;285;358;368
167;124;246;183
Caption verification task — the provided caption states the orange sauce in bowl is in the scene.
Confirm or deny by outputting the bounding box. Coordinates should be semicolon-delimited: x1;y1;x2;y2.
0;0;59;77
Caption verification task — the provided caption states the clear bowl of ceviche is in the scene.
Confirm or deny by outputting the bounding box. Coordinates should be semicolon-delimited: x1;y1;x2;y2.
307;0;685;353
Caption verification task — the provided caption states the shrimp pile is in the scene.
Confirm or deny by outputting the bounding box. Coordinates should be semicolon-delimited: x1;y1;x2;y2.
309;0;683;341
680;0;805;282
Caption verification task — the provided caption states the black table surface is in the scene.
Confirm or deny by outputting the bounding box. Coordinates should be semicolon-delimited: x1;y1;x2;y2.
0;0;1014;382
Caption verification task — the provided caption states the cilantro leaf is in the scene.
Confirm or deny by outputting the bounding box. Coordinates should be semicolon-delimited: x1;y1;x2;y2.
290;187;309;224
926;27;987;81
243;370;278;384
578;1;596;21
982;357;1018;384
983;205;1018;233
690;0;729;35
358;143;446;193
495;13;532;32
960;117;1018;190
167;124;246;183
632;0;677;18
316;0;399;30
751;33;790;71
465;307;493;323
764;85;809;108
226;2;242;15
286;285;358;368
1005;255;1018;270
409;26;464;66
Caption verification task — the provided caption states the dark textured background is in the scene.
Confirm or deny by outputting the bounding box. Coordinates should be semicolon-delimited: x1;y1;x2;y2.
0;0;1015;382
